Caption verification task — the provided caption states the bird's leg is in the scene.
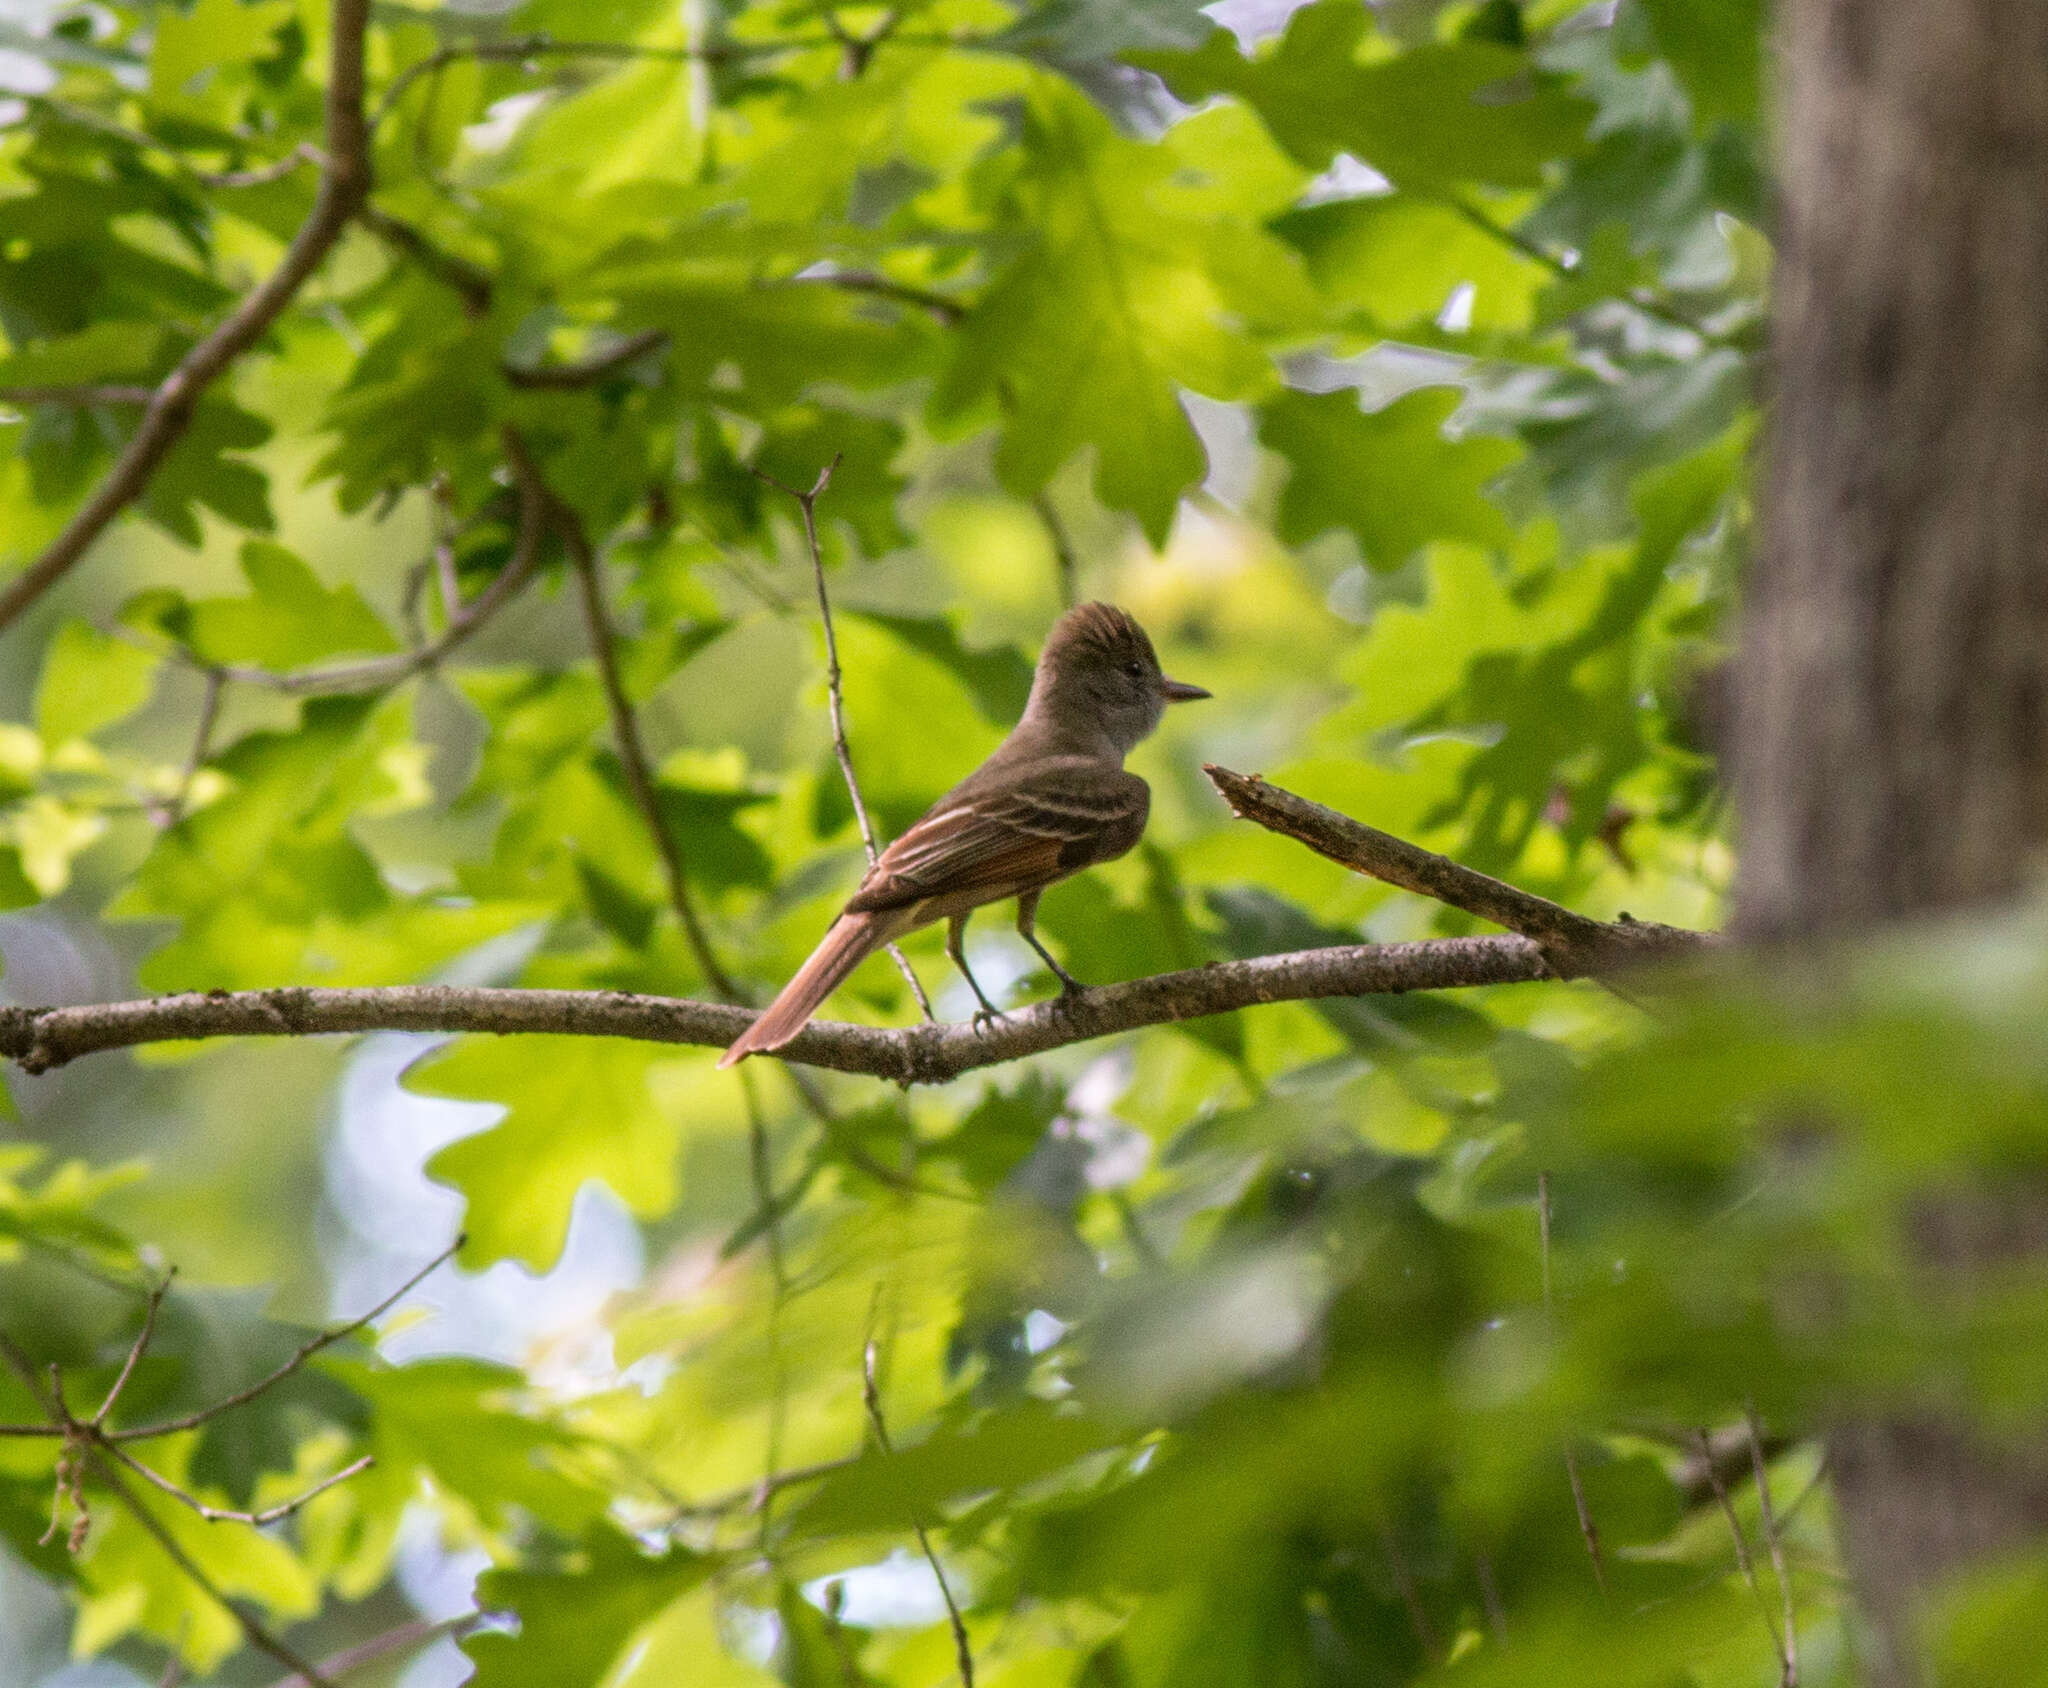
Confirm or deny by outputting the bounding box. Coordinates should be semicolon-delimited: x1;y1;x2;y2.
1016;889;1085;997
946;912;1005;1029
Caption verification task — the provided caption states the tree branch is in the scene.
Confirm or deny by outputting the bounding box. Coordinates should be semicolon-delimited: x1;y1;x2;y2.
85;1455;337;1688
103;1239;458;1443
0;0;375;633
752;458;934;1020
1203;766;1712;975
0;936;1555;1084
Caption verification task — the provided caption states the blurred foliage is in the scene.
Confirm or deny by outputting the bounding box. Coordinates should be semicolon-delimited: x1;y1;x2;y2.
0;1;2035;1685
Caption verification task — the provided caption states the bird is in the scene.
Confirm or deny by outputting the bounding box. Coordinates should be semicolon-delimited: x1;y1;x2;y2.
718;601;1209;1067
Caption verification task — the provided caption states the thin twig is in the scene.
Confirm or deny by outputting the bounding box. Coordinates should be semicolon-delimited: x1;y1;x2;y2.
1747;1405;1798;1687
103;1442;375;1526
752;458;934;1021
0;0;376;633
1032;491;1079;610
110;1239;459;1443
161;675;222;828
504;328;670;389
93;1272;175;1426
87;1454;337;1687
561;501;745;1003
862;1337;973;1688
1695;1426;1787;1673
1540;1171;1608;1595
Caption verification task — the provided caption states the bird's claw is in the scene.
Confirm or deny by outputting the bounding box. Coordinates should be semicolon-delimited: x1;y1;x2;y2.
971;1004;1008;1034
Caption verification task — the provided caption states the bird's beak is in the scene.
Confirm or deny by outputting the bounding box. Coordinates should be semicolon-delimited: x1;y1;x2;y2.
1158;677;1211;703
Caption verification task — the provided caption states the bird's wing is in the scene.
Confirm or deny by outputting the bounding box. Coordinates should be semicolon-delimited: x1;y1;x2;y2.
846;762;1148;913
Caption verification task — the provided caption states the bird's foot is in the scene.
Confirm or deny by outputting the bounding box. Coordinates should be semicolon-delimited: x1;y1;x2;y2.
1050;966;1087;1000
970;1004;1008;1034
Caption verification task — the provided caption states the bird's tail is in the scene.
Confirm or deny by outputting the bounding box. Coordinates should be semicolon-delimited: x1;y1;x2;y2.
718;910;900;1067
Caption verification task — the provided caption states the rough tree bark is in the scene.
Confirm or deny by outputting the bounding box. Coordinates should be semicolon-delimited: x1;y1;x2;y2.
1739;0;2048;1678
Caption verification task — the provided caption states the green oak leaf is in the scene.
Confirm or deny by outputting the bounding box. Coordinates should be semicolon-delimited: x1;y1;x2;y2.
1260;386;1520;570
932;83;1314;546
177;540;400;670
1139;2;1594;192
415;1036;700;1270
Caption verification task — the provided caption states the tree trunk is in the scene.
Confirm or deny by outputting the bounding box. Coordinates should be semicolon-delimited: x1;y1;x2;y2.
1738;1;2048;1679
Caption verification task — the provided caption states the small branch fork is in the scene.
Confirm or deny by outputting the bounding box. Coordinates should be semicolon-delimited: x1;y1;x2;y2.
0;1241;458;1688
0;772;1711;1085
752;458;935;1022
0;0;377;633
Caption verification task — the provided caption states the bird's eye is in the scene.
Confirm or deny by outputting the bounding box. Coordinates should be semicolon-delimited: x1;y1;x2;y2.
1124;661;1144;679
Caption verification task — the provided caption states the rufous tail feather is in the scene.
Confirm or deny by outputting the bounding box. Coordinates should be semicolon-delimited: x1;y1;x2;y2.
718;910;900;1067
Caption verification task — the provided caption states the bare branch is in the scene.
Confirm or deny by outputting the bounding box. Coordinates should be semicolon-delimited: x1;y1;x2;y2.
86;1455;337;1687
103;1442;374;1526
0;936;1559;1084
0;385;157;408
108;1239;460;1443
0;0;376;633
1541;1172;1609;1596
504;328;670;389
1205;766;1712;975
562;501;746;1003
752;458;935;1021
863;1338;973;1688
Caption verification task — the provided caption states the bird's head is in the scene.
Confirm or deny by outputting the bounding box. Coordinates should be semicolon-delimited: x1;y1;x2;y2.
1027;601;1209;755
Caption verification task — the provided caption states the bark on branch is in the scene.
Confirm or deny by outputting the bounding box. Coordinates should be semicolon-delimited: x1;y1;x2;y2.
0;0;375;632
0;776;1711;1084
0;940;1555;1085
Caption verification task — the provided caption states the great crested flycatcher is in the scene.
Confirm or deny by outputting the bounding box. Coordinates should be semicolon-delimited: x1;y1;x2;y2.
718;601;1209;1066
